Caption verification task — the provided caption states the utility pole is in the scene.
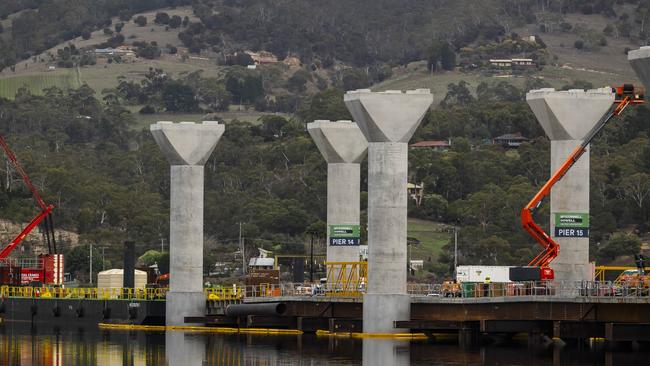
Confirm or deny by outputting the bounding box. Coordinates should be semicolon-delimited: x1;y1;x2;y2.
309;233;314;283
102;247;105;271
89;243;93;285
453;226;458;281
239;223;246;275
242;238;246;275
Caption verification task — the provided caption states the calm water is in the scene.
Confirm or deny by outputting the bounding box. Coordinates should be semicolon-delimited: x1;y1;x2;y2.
1;323;649;365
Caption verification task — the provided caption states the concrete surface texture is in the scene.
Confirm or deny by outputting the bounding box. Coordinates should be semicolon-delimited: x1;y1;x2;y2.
307;120;368;164
526;89;614;282
344;89;433;142
150;121;225;326
345;89;433;333
628;47;650;89
307;120;368;265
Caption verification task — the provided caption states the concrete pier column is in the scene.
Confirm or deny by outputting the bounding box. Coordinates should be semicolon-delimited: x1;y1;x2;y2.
526;89;614;282
150;121;225;326
628;47;650;88
345;89;433;333
307;120;368;269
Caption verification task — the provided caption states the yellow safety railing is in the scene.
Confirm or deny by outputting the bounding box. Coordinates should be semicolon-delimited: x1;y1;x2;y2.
204;286;243;301
0;285;247;301
325;261;367;297
0;286;168;300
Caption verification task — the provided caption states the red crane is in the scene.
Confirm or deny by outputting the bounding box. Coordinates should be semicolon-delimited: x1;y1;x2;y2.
0;135;57;260
517;84;644;281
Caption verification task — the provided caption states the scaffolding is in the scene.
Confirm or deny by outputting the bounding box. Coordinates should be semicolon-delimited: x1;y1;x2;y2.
324;261;367;297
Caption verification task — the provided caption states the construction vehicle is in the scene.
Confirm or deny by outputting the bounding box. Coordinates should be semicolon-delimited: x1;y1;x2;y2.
514;84;645;281
0;136;63;286
616;255;650;289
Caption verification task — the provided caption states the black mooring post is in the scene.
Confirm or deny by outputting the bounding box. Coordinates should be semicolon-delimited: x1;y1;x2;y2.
123;241;135;289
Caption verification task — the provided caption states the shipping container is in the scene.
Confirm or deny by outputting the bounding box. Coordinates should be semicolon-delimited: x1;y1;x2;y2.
456;265;513;283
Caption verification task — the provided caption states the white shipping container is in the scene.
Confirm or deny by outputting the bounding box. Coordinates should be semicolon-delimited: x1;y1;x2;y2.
456;265;513;283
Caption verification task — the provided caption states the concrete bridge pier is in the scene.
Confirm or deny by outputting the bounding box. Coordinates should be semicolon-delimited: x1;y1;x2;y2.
526;89;614;282
307;120;368;271
628;46;650;88
150;121;225;326
345;89;433;333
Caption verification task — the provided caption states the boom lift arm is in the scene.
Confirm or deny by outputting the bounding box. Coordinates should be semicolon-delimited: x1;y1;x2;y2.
521;84;644;272
0;135;56;259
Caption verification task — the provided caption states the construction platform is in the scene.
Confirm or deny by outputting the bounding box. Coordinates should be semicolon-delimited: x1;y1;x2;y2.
2;282;650;344
198;283;650;343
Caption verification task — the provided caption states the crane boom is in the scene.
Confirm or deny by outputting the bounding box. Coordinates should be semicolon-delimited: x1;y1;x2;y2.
521;84;644;276
0;136;56;259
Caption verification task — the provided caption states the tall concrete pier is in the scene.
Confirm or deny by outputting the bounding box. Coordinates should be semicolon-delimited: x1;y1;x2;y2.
629;47;650;88
526;89;614;282
344;89;433;333
307;120;368;267
150;121;225;326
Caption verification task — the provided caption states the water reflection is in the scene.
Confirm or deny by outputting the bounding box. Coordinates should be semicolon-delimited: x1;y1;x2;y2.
2;324;650;365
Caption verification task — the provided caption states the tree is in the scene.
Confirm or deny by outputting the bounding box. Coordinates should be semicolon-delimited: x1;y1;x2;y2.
154;12;170;25
259;115;289;139
169;15;182;28
115;22;124;33
296;88;351;122
65;244;103;283
134;16;147;27
440;43;456;70
597;232;641;262
162;81;199;112
621;173;650;219
426;40;446;72
225;68;264;104
341;68;370;90
441;81;474;107
287;72;308;93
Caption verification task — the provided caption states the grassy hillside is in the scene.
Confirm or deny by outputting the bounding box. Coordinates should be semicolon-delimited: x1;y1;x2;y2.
0;69;81;99
374;62;637;104
407;218;451;262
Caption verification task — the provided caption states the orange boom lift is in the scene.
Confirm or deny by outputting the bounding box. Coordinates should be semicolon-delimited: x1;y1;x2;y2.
514;85;644;281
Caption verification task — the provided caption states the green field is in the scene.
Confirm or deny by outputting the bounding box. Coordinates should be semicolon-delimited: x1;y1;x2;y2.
407;218;451;262
0;69;81;99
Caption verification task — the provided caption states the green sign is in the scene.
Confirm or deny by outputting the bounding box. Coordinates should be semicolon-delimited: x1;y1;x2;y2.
554;212;589;238
555;212;589;227
329;225;360;246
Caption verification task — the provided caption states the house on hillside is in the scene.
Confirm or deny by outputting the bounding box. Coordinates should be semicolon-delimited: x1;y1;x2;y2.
283;56;301;67
245;51;278;64
489;58;536;69
409;139;451;152
407;182;424;206
493;132;530;148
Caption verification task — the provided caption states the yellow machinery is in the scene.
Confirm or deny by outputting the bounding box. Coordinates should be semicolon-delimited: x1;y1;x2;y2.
324;261;367;297
594;266;650;283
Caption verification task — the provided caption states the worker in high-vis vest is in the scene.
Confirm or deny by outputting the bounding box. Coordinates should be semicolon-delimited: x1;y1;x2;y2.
483;276;491;297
